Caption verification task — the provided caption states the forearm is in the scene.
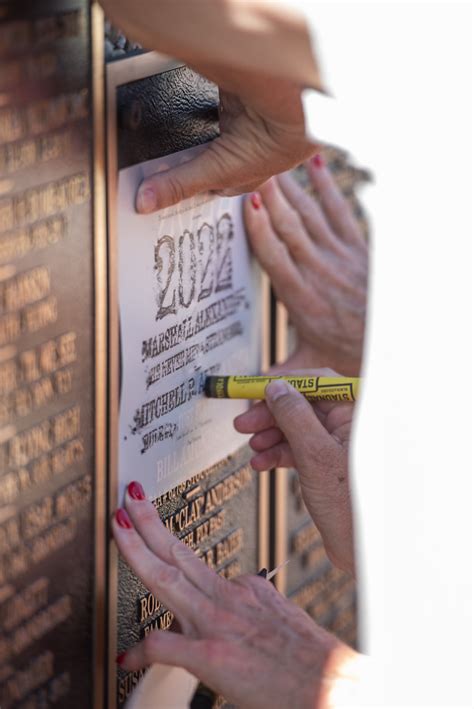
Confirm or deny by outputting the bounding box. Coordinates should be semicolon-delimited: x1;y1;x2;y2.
100;0;322;88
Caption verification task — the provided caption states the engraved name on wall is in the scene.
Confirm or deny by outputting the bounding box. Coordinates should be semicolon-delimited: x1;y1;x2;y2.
0;3;95;706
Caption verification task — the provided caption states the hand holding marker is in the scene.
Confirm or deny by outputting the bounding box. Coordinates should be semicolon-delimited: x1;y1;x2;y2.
205;375;360;403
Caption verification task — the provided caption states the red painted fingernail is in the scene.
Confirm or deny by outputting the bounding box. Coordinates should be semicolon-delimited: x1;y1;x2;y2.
128;481;146;501
312;154;325;168
250;192;261;210
116;652;127;666
115;508;133;529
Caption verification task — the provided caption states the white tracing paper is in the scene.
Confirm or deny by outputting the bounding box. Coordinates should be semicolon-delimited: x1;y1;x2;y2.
117;147;261;504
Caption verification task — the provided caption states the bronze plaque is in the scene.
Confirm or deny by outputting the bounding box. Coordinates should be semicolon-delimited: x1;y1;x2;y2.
0;6;369;706
105;54;269;707
0;1;99;706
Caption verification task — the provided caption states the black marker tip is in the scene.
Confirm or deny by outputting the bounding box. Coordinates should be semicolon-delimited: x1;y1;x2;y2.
203;376;212;397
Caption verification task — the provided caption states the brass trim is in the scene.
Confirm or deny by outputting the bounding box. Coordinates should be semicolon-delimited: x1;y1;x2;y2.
258;273;271;572
91;4;107;708
274;302;288;593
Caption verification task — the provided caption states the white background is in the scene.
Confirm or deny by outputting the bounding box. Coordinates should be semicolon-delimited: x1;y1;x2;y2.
301;1;472;705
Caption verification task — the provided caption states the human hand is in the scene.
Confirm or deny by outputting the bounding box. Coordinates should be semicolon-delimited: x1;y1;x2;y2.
135;70;315;213
112;481;359;708
234;369;355;575
244;156;368;376
101;1;321;216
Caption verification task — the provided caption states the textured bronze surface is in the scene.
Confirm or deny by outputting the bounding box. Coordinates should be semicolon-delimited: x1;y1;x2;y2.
116;67;219;168
0;1;95;707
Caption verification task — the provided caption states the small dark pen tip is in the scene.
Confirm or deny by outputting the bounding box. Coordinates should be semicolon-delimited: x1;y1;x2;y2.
257;567;268;578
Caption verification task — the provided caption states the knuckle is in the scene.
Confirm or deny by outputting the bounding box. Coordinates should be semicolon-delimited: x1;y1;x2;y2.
288;238;308;261
276;393;305;420
230;575;259;604
165;175;185;205
308;442;337;470
151;563;183;590
125;530;145;555
199;638;225;666
142;632;160;665
139;505;159;526
170;539;192;561
279;208;303;237
268;239;289;268
278;217;295;236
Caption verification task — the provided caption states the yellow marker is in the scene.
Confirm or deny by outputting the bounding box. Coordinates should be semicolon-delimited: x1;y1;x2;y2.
204;375;360;402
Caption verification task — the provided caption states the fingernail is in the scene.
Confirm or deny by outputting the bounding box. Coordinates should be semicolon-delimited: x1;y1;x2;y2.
136;186;156;213
115;508;133;529
250;192;261;210
116;652;127;666
257;568;268;578
128;481;146;501
312;154;325;168
265;379;292;402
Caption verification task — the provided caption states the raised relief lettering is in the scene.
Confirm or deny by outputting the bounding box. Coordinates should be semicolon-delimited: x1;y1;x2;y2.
1;578;49;633
0;438;84;507
0;51;58;90
0;173;90;233
0;91;88;147
0;12;82;57
3;405;80;469
291;522;320;555
214;529;243;567
117;670;146;704
204;465;252;514
0;478;89;584
219;558;241;580
0;5;93;706
0;650;54;708
0;216;66;265
0;131;71;176
0;592;71;664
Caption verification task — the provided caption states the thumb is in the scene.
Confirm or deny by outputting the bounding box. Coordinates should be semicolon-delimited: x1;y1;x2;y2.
265;380;335;457
136;141;240;213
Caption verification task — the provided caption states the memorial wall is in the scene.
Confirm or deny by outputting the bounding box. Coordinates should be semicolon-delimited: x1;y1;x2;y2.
0;4;369;707
0;2;96;707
